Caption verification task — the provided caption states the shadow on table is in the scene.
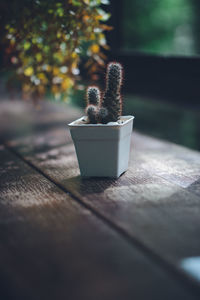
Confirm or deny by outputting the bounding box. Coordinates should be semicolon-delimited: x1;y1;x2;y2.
60;176;116;195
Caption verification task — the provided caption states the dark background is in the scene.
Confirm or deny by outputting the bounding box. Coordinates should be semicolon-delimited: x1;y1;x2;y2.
103;0;200;150
0;0;199;150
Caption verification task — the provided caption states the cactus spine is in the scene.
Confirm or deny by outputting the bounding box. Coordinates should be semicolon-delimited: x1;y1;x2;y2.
85;62;123;124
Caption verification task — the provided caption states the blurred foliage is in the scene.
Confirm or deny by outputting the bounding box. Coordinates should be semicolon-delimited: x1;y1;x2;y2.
123;0;195;55
1;0;111;101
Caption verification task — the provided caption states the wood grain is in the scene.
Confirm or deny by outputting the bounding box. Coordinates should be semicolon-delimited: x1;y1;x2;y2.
13;140;200;262
0;145;197;300
1;100;200;295
5;106;200;262
132;132;200;193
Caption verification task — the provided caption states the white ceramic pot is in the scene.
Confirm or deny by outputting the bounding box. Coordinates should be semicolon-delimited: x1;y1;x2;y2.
68;115;134;178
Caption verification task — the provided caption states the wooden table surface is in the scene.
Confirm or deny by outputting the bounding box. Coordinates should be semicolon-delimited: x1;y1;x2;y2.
0;99;200;300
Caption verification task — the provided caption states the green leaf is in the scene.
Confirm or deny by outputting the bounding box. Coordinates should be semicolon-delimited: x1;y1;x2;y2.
72;0;82;6
24;41;31;50
56;7;64;17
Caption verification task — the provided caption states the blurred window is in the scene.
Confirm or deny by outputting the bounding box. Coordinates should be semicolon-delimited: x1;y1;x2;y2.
122;0;197;56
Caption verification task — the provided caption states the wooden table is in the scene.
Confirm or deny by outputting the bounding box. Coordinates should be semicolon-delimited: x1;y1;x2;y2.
1;99;200;300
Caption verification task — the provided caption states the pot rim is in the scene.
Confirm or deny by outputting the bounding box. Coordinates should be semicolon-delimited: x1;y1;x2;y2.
68;115;134;128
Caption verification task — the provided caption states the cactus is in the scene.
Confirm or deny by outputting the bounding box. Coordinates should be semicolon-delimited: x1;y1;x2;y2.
87;86;100;105
86;86;100;124
86;105;98;124
101;62;123;123
98;107;108;123
85;62;123;124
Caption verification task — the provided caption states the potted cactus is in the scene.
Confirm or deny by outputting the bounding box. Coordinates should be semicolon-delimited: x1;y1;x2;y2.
68;62;134;178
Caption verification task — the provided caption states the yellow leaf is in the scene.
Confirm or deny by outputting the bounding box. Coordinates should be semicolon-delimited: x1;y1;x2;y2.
61;78;73;90
90;33;96;40
90;44;99;53
71;52;78;59
36;53;42;62
53;67;60;75
9;27;16;34
38;73;48;83
24;67;34;76
95;15;102;20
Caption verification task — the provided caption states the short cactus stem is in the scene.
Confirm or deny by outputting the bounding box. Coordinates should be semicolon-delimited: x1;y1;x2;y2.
86;104;98;124
87;86;100;106
86;86;100;124
98;107;108;124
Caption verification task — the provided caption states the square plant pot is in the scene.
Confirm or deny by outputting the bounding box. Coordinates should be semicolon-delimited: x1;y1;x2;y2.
68;115;134;178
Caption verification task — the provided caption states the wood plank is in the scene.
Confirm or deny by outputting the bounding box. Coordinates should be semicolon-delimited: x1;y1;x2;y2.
1;100;200;287
0;99;82;143
10;139;200;262
1;145;197;300
132;133;200;194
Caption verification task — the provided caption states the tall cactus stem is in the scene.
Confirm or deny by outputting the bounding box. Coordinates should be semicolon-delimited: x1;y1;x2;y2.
101;62;123;123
